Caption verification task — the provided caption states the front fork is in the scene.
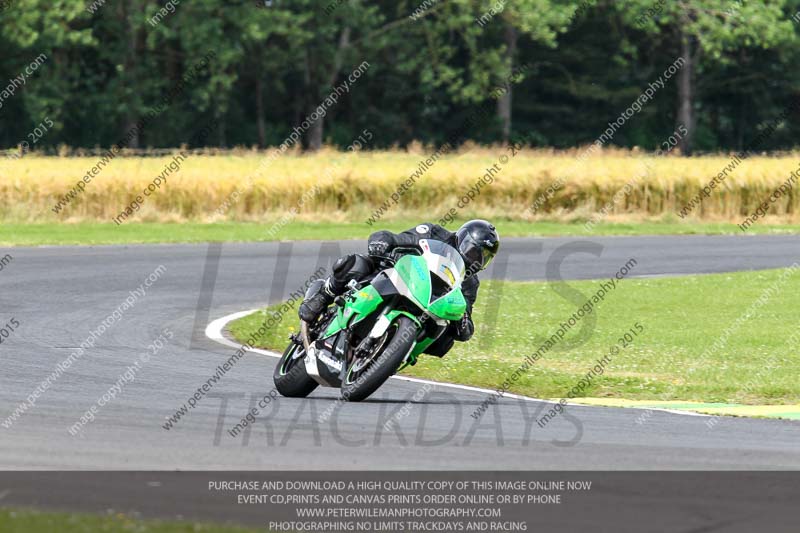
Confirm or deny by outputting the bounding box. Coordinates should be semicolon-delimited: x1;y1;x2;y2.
364;310;422;368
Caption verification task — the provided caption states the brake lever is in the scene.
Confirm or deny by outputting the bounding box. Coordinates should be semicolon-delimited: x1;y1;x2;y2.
372;254;396;269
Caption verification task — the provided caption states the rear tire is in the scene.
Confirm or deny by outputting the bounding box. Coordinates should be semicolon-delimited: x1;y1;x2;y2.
273;342;318;398
340;316;418;402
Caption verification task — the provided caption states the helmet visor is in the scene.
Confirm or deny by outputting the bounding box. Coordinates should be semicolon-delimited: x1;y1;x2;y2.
458;233;498;273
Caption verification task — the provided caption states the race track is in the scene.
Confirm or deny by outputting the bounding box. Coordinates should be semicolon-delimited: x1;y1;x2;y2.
1;235;800;470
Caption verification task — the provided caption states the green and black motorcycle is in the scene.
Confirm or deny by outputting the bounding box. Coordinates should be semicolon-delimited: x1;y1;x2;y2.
274;239;467;402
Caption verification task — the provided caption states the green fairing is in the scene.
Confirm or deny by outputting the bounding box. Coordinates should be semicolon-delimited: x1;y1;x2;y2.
399;253;466;321
323;284;384;337
322;245;467;363
383;309;421;328
428;289;467;321
394;255;430;308
410;337;436;359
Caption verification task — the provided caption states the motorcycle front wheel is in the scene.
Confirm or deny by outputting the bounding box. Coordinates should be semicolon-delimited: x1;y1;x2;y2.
340;316;418;402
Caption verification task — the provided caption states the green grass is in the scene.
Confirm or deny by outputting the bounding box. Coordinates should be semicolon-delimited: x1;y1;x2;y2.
2;218;800;246
230;267;800;404
0;508;263;533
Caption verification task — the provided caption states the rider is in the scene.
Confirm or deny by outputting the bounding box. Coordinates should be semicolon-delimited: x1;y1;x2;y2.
298;219;500;356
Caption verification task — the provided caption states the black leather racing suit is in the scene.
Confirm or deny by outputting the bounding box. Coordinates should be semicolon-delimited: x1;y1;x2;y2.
329;222;479;357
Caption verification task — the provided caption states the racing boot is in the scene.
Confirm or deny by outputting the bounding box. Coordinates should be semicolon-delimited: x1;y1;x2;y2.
298;279;336;323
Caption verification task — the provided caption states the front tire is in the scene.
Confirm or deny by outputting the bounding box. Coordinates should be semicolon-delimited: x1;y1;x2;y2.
340;316;418;402
273;341;318;398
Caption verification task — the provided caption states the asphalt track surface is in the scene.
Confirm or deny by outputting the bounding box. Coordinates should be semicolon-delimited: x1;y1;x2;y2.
1;235;800;470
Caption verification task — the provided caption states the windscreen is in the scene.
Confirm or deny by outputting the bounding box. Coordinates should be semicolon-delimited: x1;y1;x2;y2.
419;239;466;287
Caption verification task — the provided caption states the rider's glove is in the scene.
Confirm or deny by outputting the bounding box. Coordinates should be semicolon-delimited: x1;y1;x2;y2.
454;314;474;341
368;239;391;257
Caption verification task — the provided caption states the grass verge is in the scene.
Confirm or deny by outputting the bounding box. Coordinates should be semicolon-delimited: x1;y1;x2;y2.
2;219;800;246
229;267;800;405
0;508;263;533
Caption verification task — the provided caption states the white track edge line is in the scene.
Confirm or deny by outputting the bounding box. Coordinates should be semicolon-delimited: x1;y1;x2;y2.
205;309;706;417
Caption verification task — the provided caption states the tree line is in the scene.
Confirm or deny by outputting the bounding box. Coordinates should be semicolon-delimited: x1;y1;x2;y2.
1;0;799;155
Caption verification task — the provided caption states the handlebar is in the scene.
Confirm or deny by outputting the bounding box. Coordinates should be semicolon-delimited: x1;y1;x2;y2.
372;246;420;268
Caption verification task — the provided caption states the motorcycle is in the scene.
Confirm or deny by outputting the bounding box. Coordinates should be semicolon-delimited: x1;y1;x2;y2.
273;239;467;402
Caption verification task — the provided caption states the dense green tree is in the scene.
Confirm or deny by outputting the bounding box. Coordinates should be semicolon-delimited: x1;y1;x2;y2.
1;0;799;153
614;0;797;154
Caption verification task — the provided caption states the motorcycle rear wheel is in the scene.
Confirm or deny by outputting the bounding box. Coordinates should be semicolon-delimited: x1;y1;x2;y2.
273;341;318;398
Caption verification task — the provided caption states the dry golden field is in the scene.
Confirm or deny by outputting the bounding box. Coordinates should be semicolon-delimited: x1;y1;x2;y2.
2;146;798;223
